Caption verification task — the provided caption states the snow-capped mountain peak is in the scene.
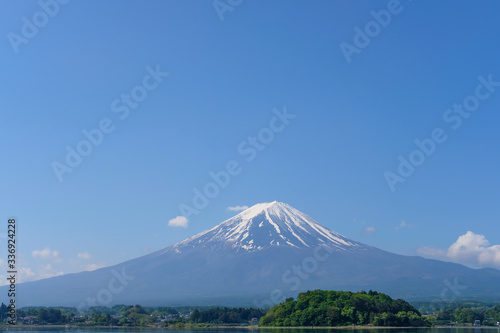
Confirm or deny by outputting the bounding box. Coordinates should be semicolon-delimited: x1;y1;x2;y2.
171;201;364;253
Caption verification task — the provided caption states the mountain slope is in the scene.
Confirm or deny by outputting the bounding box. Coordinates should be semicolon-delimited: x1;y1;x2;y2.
169;201;363;252
10;202;500;307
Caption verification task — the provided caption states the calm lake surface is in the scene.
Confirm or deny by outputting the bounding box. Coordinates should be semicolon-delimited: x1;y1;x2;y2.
1;328;500;333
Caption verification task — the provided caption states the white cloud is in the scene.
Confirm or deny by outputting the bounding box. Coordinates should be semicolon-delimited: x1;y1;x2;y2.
168;216;188;228
12;266;50;284
18;267;36;283
363;226;376;235
41;264;53;271
417;246;447;258
142;247;150;253
84;263;106;271
227;205;249;212
68;257;107;273
32;247;63;263
38;264;64;279
77;251;91;260
418;231;500;269
0;251;104;285
396;220;413;230
0;257;65;285
447;231;500;268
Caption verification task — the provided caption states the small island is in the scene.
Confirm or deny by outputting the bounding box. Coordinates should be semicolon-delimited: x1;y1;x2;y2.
260;289;429;327
2;289;500;328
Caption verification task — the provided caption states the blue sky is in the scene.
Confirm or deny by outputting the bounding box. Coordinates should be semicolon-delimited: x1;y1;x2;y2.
1;0;500;283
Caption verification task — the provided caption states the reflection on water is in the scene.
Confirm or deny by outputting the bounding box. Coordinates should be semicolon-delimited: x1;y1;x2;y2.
1;328;500;333
258;329;500;333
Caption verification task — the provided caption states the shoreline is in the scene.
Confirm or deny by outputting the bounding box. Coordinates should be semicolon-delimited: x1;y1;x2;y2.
2;324;499;330
0;325;448;330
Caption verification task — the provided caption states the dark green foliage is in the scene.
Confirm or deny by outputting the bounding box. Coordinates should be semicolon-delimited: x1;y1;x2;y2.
11;298;500;327
189;307;266;323
37;308;66;324
428;304;500;325
486;305;500;322
14;304;263;326
259;289;429;327
0;303;9;323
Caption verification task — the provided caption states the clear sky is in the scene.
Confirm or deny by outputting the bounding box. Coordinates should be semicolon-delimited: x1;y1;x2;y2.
1;0;500;284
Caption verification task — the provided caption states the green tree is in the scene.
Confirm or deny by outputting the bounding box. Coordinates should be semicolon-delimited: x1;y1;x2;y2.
259;289;428;327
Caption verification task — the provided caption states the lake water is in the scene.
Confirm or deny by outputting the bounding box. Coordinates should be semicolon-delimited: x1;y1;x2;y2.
1;328;500;333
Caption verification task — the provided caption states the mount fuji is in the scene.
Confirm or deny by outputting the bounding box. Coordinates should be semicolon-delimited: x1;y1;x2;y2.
11;201;500;307
171;201;363;252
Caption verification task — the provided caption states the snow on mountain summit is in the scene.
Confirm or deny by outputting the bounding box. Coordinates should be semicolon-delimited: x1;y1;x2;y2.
170;201;364;253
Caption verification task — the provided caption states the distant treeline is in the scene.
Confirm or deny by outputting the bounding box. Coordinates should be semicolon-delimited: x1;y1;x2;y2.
259;290;429;327
428;305;500;326
3;304;183;326
2;290;500;327
1;303;265;326
191;307;266;324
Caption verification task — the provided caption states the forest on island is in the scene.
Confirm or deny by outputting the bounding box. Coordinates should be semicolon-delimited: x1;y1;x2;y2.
259;289;429;327
2;290;500;327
